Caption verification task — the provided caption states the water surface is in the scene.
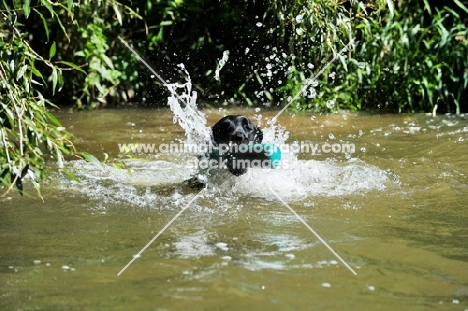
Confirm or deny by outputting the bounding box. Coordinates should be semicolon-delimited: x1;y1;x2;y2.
1;109;467;310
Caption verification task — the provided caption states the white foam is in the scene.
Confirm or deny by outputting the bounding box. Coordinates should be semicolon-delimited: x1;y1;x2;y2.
231;159;390;200
173;231;217;258
57;156;392;210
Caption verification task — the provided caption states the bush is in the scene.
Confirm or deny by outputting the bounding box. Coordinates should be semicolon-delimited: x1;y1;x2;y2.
253;0;468;113
122;0;468;113
0;1;76;196
4;0;465;113
344;0;468;113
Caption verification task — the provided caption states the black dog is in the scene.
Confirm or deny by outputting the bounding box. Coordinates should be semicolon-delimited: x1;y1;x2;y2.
212;115;263;176
183;115;263;190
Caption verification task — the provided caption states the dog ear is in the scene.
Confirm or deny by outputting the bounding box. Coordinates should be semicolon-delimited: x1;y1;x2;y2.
211;116;231;144
212;118;228;144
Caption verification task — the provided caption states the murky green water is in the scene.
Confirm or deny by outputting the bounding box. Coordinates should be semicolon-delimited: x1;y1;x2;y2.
1;109;468;310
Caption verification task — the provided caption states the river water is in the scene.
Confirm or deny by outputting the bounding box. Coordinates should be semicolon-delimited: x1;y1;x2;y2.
1;108;467;310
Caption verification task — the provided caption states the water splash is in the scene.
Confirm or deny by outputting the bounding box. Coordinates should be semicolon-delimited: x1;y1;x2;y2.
175;100;395;199
57;157;392;211
56;64;395;210
164;65;295;190
214;50;229;81
165;64;212;147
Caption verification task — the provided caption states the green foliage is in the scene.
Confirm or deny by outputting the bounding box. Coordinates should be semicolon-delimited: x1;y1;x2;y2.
3;0;465;113
0;1;75;197
132;0;467;113
0;0;153;196
69;0;143;108
257;0;359;111
259;0;468;113
347;0;468;113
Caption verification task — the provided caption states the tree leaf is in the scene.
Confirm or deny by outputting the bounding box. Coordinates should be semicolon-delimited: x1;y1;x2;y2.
113;3;122;25
49;41;56;59
80;152;102;168
22;0;31;18
31;65;43;79
101;55;114;69
51;68;58;95
33;9;49;41
54;11;70;41
160;20;173;26
422;0;432;15
61;169;80;183
358;2;367;15
57;70;64;87
453;0;468;14
16;65;28;81
57;61;87;74
46;111;62;126
41;0;54;15
385;0;394;19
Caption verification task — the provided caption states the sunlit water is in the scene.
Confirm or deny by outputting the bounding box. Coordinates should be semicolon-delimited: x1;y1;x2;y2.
1;107;468;310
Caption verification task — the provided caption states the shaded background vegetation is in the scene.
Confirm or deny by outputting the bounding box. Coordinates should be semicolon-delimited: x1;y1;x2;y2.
1;0;468;195
4;0;468;112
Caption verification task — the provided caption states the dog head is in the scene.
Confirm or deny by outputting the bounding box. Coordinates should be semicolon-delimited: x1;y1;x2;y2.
212;115;263;146
211;115;263;176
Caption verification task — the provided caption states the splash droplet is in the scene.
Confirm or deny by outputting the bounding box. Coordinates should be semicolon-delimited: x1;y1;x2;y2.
308;79;318;87
295;14;304;23
326;99;335;109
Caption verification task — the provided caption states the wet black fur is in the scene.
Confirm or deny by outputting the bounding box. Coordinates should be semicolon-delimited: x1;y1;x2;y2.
183;115;263;190
211;115;263;176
